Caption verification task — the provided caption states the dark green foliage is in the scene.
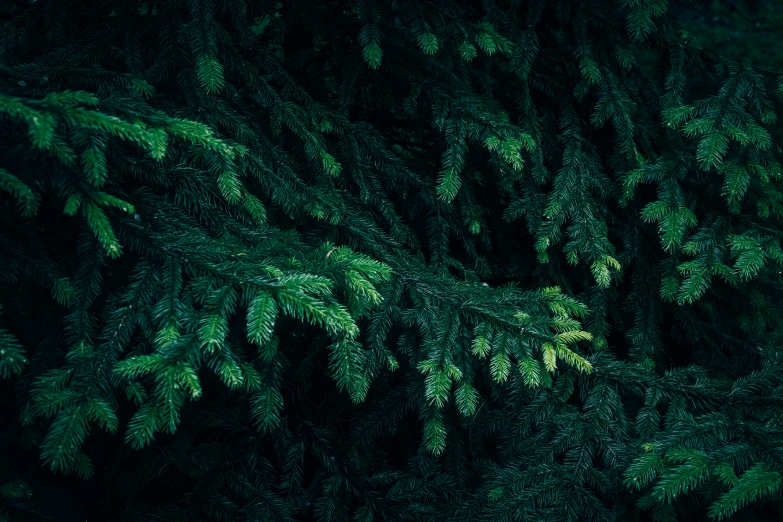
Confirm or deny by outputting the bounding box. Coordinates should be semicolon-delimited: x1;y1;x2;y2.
672;1;783;70
1;0;783;521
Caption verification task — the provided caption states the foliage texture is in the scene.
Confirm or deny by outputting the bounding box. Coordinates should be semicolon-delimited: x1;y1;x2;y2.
2;0;783;521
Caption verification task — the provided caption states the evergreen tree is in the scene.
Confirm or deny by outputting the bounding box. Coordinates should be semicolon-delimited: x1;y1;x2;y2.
1;0;783;521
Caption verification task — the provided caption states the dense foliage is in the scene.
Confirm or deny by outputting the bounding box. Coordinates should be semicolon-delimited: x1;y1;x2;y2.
2;0;783;521
673;0;783;70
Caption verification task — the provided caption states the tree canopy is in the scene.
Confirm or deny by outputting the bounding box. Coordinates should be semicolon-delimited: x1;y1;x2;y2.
2;1;783;521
